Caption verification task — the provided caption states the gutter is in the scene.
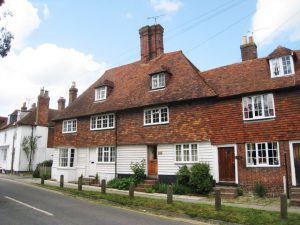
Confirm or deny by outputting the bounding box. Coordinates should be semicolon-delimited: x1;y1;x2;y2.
114;112;118;178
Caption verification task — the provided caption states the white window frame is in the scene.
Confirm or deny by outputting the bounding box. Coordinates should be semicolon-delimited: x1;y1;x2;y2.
97;146;115;163
95;86;107;101
175;143;198;163
151;73;166;90
58;148;76;168
62;119;77;133
90;113;115;130
245;142;280;167
270;55;295;78
144;106;169;125
242;93;275;121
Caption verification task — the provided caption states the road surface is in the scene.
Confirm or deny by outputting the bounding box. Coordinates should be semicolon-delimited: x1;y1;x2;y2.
0;177;193;225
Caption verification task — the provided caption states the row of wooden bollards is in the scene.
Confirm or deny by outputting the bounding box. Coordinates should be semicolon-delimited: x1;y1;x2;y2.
42;175;289;220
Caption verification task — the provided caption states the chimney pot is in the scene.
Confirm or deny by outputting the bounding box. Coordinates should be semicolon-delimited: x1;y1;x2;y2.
240;36;257;61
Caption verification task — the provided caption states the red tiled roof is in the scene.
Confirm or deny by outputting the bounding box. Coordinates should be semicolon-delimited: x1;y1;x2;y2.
54;51;217;120
201;50;300;97
17;108;59;126
267;46;294;59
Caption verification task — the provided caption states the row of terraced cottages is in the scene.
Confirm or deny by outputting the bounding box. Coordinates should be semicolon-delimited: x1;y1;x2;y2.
51;24;300;195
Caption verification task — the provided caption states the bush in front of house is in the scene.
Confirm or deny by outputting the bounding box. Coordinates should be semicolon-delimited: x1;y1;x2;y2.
130;159;146;184
188;163;214;194
107;177;135;190
176;165;190;186
254;181;267;198
32;160;53;178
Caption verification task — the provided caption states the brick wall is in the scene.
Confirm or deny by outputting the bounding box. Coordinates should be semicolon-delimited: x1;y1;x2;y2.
54;101;211;148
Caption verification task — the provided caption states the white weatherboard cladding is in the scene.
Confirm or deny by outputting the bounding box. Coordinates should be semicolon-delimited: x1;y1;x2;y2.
117;145;147;175
157;142;217;179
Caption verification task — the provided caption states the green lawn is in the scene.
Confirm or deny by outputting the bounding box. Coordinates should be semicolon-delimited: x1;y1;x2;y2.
40;185;300;225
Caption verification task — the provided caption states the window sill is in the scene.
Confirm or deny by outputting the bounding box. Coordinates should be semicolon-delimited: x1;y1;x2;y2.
271;73;294;78
175;162;198;165
144;122;169;127
57;167;76;170
149;87;166;92
96;162;115;165
94;99;106;103
243;117;275;123
246;165;280;168
62;132;77;134
90;127;115;131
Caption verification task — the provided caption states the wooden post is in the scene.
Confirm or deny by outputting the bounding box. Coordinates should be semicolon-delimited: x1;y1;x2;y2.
167;185;173;204
280;193;288;220
78;176;82;191
101;179;106;194
129;182;135;199
41;175;45;185
60;175;64;188
215;189;221;211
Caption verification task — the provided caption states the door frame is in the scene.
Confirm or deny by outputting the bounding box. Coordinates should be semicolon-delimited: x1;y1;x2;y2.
289;141;300;186
147;145;158;177
216;144;238;184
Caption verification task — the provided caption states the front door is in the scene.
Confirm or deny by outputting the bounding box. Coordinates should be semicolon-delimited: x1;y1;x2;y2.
218;147;235;182
147;145;158;177
293;143;300;186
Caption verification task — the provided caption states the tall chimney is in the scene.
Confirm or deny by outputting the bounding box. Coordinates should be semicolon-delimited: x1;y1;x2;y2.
69;81;78;105
21;102;27;112
36;88;50;126
240;36;257;61
139;24;164;62
57;97;66;111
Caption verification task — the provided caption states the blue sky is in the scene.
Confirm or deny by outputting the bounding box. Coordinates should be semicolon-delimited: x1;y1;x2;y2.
0;0;300;116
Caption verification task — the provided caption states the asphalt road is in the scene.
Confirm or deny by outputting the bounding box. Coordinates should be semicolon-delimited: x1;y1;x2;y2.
0;178;192;225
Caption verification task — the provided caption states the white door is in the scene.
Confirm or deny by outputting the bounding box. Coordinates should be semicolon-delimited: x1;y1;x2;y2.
88;148;97;176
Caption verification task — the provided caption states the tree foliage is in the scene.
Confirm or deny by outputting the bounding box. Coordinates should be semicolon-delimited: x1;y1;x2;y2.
0;0;14;58
21;135;40;171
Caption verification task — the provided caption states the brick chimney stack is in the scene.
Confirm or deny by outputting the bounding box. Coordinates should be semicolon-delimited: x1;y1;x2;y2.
69;81;78;106
240;36;257;61
57;97;66;111
139;24;164;62
21;102;27;112
36;88;50;126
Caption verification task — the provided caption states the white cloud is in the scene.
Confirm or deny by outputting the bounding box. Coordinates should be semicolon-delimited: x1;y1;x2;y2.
0;44;107;116
150;0;183;13
251;0;300;45
42;4;50;19
0;0;41;49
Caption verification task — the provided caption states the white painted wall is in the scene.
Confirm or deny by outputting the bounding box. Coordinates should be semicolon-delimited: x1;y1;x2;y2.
117;145;147;175
157;142;217;179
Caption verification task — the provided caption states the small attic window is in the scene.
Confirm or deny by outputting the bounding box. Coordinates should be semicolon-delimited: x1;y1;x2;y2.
95;86;107;101
151;72;165;90
270;55;294;77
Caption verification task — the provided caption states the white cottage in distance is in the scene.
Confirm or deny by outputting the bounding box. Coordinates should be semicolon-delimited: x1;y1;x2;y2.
0;88;62;173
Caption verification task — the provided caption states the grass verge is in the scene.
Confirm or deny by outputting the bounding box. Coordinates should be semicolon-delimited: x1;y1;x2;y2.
40;184;300;225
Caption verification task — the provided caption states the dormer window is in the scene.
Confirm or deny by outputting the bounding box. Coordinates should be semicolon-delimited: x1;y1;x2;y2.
151;73;165;90
270;55;294;77
95;86;107;101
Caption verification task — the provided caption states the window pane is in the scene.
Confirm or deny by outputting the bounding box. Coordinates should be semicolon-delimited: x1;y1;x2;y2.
152;109;160;123
176;145;182;162
104;147;109;162
271;58;281;76
109;114;114;127
98;147;103;162
191;144;197;161
160;107;168;122
282;56;292;75
254;96;262;117
70;149;75;167
268;142;279;165
257;143;267;165
183;144;189;161
59;149;68;167
110;147;115;162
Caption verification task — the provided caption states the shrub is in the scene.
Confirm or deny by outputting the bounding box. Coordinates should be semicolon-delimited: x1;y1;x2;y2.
153;182;168;193
130;159;145;184
145;187;155;193
172;183;190;195
189;163;214;194
236;187;243;196
32;160;53;178
254;182;266;198
176;165;190;186
107;177;135;190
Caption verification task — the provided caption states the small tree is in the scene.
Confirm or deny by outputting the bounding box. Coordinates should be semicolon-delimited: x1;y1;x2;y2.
130;159;145;184
21;135;40;171
0;1;14;58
